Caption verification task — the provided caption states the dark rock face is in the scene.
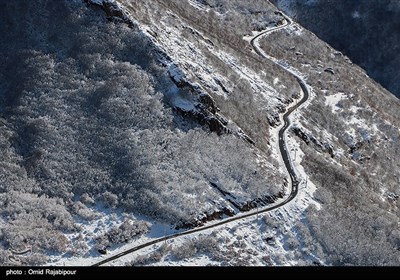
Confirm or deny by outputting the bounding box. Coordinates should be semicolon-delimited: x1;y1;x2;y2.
272;0;400;98
267;112;281;127
175;207;235;229
176;181;286;230
292;126;335;158
348;140;371;164
209;181;285;213
85;0;134;27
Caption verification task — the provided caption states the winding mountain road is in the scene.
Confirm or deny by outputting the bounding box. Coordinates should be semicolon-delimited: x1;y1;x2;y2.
251;13;310;203
92;11;310;267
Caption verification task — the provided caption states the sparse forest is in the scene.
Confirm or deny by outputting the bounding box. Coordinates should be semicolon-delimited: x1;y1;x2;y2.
1;0;400;266
0;0;283;264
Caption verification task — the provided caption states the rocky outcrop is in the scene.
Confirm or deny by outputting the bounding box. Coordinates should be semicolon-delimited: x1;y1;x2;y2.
210;181;285;212
233;192;284;212
84;0;135;27
175;207;235;229
267;112;281;127
166;61;256;143
85;0;255;146
348;140;371;163
176;179;287;229
292;126;335;158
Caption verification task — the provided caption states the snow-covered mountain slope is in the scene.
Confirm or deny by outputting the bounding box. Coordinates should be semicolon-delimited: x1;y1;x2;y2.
99;0;400;266
272;0;400;99
0;0;287;265
0;0;399;266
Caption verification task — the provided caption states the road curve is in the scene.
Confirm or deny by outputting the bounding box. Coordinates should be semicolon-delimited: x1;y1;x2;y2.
92;12;309;267
250;13;310;203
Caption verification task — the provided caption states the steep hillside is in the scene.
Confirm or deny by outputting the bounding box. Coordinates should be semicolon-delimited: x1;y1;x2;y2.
272;0;400;98
0;0;399;266
259;12;400;265
0;0;285;265
110;0;400;265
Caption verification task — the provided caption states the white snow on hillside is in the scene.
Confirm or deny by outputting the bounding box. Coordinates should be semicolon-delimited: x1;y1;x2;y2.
88;18;321;266
324;91;346;112
44;0;324;267
323;90;380;145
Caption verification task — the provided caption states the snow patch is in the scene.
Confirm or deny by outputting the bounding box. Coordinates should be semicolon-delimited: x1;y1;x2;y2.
165;86;194;113
324;92;346;112
47;203;179;266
